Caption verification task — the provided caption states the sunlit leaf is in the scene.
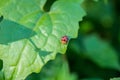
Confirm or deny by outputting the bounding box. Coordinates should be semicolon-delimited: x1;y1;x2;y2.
0;0;86;79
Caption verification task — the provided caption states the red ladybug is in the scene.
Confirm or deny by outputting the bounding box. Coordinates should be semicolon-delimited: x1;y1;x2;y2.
61;36;69;44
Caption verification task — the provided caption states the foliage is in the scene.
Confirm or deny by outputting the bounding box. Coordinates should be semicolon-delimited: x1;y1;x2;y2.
0;0;120;80
0;0;86;80
67;0;120;79
26;54;77;80
110;78;120;80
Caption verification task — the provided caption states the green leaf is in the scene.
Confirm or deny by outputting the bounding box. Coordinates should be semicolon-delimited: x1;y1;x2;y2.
83;34;120;70
0;71;4;80
0;0;86;80
56;60;77;80
26;54;77;80
110;78;120;80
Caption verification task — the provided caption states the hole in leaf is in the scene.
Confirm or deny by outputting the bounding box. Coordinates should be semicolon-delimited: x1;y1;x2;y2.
0;16;3;22
0;59;3;70
43;0;56;12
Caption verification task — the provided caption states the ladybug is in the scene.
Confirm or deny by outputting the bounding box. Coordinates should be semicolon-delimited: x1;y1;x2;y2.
61;36;69;44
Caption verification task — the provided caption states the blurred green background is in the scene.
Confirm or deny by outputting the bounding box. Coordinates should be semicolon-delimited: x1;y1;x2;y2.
1;0;120;80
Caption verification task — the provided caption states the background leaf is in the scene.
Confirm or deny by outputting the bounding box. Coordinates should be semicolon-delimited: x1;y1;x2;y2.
83;34;120;70
110;78;120;80
26;54;77;80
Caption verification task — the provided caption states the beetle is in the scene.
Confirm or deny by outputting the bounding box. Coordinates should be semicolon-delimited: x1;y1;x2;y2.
61;36;69;44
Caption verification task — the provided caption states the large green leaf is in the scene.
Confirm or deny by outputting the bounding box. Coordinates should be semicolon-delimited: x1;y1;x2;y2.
83;34;120;70
0;0;86;80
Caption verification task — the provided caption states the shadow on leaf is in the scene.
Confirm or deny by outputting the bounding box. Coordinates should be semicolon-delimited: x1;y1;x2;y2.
38;50;52;64
29;38;52;63
0;19;36;44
